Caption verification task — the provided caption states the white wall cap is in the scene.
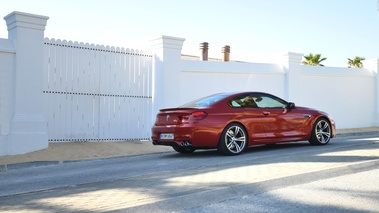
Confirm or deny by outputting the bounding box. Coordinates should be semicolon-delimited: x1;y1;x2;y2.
4;11;49;31
281;52;304;64
150;35;185;50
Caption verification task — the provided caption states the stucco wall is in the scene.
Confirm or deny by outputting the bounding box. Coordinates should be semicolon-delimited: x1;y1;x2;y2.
180;60;285;104
157;49;379;129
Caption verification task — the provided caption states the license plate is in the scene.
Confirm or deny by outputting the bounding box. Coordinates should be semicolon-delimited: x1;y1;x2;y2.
160;133;174;140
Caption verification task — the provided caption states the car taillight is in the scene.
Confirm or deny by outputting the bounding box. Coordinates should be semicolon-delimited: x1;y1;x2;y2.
190;111;208;120
180;111;208;122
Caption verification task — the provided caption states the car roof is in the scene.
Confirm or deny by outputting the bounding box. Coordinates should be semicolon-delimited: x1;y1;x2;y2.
218;91;273;97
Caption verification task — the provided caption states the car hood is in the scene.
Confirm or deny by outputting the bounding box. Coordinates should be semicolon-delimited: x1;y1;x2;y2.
296;106;331;116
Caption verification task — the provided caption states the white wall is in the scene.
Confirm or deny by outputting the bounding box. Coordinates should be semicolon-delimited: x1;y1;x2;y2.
180;60;285;104
300;66;375;128
152;36;379;130
0;38;15;155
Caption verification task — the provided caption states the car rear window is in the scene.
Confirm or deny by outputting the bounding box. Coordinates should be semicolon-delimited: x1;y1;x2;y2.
180;94;229;107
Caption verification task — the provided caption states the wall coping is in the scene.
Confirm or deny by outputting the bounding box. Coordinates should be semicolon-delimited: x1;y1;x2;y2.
4;11;49;31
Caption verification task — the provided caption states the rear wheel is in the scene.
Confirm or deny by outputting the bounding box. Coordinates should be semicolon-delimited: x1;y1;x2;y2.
173;146;195;154
217;123;247;155
309;118;331;145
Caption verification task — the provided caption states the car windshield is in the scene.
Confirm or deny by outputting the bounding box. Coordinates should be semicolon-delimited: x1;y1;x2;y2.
180;93;229;107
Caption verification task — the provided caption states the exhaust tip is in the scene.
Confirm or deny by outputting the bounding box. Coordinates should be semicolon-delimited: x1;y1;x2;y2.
180;141;192;146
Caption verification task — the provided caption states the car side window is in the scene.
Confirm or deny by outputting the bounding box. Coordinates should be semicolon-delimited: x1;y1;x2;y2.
230;100;242;107
229;95;259;108
256;95;287;108
229;94;288;108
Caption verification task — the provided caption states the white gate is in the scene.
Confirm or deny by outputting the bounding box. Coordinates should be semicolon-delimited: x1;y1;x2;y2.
43;38;153;142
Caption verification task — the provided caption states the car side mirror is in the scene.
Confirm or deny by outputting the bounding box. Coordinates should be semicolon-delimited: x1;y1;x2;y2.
286;102;295;109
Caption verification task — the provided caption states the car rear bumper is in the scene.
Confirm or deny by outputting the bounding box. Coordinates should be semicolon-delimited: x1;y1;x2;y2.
151;125;220;148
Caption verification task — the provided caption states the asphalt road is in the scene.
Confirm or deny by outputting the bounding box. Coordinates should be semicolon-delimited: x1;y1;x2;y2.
0;134;378;212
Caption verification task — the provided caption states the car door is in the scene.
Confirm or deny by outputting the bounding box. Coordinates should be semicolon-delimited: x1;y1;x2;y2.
255;94;307;138
229;95;266;140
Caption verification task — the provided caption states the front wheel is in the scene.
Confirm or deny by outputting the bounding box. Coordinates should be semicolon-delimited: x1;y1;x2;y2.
309;118;331;145
217;123;247;155
173;146;195;154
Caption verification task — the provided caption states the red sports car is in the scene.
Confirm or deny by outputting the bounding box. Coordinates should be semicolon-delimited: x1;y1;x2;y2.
151;92;335;155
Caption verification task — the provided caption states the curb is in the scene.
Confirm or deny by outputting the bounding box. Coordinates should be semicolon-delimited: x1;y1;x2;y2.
0;161;63;172
0;150;172;173
336;131;379;137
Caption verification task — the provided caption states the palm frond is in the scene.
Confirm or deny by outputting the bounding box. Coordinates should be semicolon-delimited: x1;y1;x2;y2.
302;53;327;66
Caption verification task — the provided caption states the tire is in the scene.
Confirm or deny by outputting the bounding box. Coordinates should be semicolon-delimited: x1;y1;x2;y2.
309;118;332;145
217;123;247;155
173;146;195;154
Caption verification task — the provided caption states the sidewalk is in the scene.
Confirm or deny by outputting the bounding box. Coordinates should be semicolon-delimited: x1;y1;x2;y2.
1;127;379;171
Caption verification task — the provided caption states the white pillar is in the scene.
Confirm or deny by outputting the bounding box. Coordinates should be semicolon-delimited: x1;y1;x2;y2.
363;59;379;126
4;11;49;155
150;35;185;116
282;52;303;101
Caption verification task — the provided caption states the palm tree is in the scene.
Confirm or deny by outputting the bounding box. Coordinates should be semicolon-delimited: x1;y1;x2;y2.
302;53;327;66
347;56;365;68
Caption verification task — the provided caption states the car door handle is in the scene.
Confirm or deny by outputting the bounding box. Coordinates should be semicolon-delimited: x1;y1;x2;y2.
263;111;270;115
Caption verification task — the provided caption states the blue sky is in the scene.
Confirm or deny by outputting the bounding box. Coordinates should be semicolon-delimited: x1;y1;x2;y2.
1;0;378;67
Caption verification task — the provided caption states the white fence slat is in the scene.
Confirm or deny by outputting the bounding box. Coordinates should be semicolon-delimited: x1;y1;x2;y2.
71;41;79;139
